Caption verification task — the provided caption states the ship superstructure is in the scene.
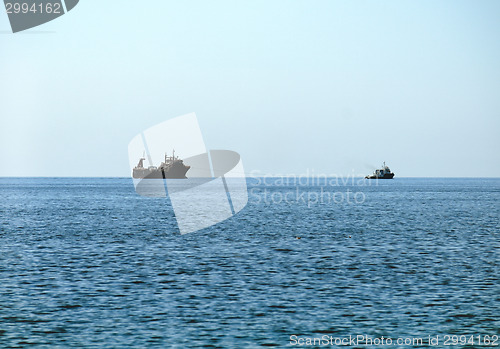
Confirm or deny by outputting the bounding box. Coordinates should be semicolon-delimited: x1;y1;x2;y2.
365;162;395;179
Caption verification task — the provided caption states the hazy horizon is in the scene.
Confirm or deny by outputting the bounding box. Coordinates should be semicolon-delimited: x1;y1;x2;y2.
1;175;499;179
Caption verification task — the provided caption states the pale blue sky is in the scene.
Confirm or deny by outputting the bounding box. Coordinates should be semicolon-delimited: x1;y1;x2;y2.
1;0;499;177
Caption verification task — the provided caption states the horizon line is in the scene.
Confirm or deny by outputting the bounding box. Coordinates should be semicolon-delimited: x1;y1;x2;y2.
1;176;500;179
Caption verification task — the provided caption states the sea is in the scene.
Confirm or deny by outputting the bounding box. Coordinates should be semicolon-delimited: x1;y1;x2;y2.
0;177;498;348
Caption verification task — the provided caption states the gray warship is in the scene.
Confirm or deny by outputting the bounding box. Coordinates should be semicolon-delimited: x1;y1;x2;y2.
133;150;190;179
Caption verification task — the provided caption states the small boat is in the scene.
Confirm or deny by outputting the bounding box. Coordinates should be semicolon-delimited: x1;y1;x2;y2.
365;162;394;179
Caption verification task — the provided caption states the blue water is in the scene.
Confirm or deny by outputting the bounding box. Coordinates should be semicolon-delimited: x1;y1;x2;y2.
0;178;499;348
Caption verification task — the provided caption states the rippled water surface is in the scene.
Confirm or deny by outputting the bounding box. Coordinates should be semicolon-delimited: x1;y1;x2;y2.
0;178;499;348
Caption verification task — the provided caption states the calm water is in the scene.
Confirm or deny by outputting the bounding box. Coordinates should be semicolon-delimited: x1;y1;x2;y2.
0;178;499;348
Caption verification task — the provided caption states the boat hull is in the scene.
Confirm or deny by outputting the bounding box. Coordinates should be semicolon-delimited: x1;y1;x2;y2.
365;173;394;179
133;162;190;179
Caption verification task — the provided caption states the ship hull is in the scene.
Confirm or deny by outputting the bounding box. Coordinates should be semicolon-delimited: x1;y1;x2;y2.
133;163;190;179
365;173;394;179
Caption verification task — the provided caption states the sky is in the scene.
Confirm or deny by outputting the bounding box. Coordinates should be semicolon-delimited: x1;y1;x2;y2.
0;0;499;177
